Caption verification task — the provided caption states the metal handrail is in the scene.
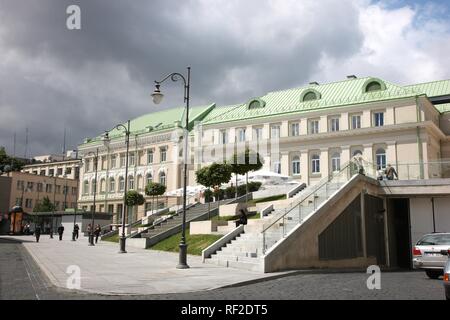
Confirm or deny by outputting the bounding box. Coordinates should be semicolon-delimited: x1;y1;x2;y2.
261;161;353;234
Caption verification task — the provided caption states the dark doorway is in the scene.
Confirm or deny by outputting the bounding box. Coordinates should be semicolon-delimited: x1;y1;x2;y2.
387;198;412;269
365;195;386;266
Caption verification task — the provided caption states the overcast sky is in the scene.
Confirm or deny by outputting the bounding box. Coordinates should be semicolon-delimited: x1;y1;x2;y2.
0;0;449;157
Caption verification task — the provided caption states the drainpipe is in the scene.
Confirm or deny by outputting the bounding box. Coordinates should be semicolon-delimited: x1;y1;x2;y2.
415;96;424;179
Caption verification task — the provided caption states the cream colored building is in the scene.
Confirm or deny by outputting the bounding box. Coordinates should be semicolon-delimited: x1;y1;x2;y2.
22;158;81;180
77;76;450;223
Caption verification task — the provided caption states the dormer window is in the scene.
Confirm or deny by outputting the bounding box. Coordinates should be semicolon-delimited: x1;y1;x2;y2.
301;89;321;102
247;98;266;109
363;78;386;93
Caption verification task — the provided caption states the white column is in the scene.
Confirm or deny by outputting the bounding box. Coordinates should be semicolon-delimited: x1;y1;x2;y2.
300;119;308;135
281;151;290;176
362;110;371;128
281;121;289;138
319;115;328;133
341;112;349;131
320;148;329;176
363;143;374;163
300;149;309;185
386;107;395;126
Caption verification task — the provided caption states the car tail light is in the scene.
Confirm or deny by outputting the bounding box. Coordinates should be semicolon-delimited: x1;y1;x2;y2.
444;274;449;282
413;247;422;256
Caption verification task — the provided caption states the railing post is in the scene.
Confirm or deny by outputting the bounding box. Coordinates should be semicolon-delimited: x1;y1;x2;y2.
298;203;301;222
282;215;285;237
262;232;266;254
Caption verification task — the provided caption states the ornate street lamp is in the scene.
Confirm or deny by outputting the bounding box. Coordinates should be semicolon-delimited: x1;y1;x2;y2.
85;148;99;246
152;67;190;269
102;120;130;254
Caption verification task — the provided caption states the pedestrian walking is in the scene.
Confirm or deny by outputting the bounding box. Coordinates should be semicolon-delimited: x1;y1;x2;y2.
385;164;398;180
87;224;92;243
35;225;41;243
74;223;80;239
94;224;101;244
57;224;64;241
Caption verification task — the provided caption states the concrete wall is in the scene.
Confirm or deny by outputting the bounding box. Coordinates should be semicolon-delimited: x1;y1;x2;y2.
264;176;379;272
410;197;450;244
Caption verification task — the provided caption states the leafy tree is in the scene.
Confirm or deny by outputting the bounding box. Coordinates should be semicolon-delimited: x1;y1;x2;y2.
145;182;166;213
230;148;264;202
0;147;26;173
125;190;145;207
33;196;55;212
196;162;232;218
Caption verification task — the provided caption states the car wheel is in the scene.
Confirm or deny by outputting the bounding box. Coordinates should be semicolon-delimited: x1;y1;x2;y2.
425;270;441;279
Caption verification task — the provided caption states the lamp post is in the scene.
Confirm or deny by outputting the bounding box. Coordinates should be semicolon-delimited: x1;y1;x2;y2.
50;175;56;239
86;148;99;246
151;67;190;269
102;120;130;254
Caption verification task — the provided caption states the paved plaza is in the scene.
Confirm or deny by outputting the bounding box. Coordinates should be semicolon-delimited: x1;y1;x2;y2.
0;235;288;295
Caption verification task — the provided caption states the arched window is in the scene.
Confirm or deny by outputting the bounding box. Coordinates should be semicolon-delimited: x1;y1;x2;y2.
331;153;341;172
292;156;300;175
91;179;97;195
376;148;387;170
159;172;166;186
353;150;363;157
109;177;115;193
100;178;106;194
247;98;266;109
363;78;386;93
83;180;89;195
311;154;320;173
146;173;153;186
119;177;125;192
366;81;381;92
128;175;135;190
301;89;321;102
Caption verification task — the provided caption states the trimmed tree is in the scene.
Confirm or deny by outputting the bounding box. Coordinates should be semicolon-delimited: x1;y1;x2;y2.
33;196;55;212
230;148;264;202
125;190;145;222
144;182;166;214
196;162;232;218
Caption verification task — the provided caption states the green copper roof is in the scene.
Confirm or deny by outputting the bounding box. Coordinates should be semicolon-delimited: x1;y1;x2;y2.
202;77;423;125
436;103;450;113
404;79;450;98
82;104;215;145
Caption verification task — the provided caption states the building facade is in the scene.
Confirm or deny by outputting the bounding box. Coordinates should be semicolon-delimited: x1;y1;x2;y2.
22;158;81;180
77;76;450;222
0;171;79;213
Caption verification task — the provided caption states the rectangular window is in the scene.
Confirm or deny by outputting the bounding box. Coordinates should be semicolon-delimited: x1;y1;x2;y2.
311;156;320;173
220;130;228;144
25;199;32;208
16;198;22;206
147;150;154;164
160;148;167;162
65;167;72;175
49;169;55;176
309;120;319;134
56;185;61;194
37;183;43;192
110;155;117;168
374;112;384;127
271;125;281;139
27;181;34;191
237;128;246;142
129;152;135;166
331;156;341;172
57;168;63;176
46;184;52;193
120;154;126;167
273;162;281;174
17;180;24;190
351;115;361;129
253;127;263;141
108;204;114;213
330;118;340;132
290;123;300;136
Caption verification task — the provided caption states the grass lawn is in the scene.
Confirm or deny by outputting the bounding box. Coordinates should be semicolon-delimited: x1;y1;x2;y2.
247;194;286;206
102;233;119;243
148;229;222;256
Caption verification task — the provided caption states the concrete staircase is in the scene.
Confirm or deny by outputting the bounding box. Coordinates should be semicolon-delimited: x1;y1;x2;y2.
133;199;234;247
203;169;354;272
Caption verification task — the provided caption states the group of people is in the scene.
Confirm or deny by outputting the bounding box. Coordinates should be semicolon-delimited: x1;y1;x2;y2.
377;164;399;181
33;223;102;243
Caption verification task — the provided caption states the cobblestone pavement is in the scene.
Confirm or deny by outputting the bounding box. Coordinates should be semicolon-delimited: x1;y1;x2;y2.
0;238;446;300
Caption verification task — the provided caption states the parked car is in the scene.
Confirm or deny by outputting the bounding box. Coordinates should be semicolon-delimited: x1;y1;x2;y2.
444;255;450;300
412;233;450;279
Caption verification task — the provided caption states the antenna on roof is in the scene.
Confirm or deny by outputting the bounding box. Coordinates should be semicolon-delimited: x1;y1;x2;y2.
309;81;319;86
347;75;357;79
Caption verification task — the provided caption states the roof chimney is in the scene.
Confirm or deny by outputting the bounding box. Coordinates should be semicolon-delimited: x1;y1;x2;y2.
347;75;357;79
309;81;319;86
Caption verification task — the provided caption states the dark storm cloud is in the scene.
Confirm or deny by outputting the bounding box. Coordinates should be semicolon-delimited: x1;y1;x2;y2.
0;0;365;156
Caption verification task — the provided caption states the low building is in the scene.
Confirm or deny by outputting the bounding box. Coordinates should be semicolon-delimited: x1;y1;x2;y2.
22;158;81;180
